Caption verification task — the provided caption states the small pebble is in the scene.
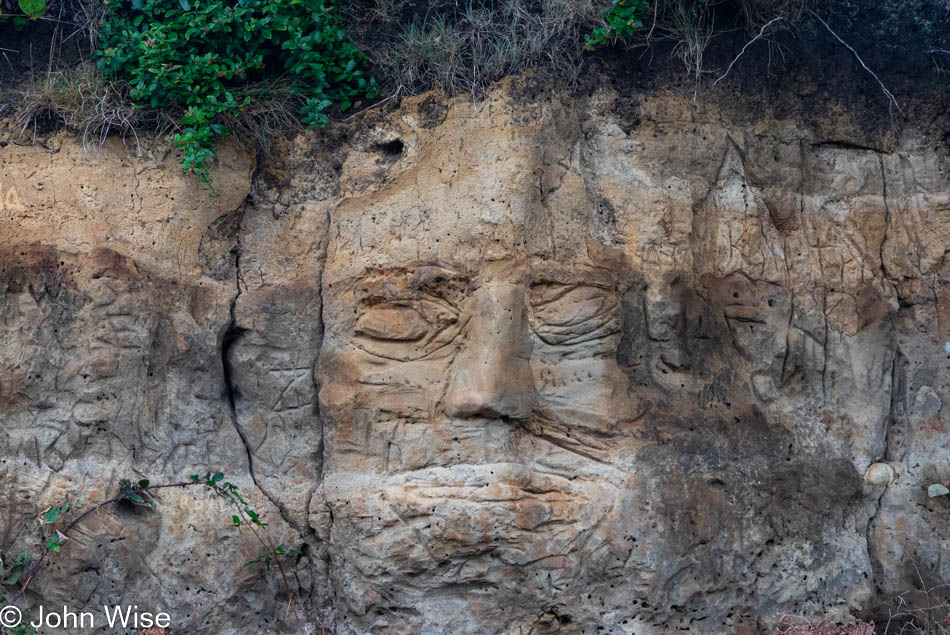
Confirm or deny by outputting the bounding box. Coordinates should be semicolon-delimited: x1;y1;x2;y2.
927;484;949;497
864;463;896;487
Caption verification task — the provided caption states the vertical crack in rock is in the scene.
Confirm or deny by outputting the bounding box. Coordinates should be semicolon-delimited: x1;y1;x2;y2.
877;154;892;287
865;350;904;570
220;213;307;537
313;208;336;604
315;209;331;485
221;231;254;483
821;292;830;405
882;351;904;464
862;151;901;575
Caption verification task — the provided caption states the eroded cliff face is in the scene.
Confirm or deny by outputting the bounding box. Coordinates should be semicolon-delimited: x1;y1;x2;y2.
1;79;949;634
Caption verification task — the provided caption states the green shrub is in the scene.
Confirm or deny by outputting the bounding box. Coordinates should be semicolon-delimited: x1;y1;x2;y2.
96;0;376;193
585;0;649;50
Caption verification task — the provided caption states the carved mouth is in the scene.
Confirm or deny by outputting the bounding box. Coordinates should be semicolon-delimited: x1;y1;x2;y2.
384;462;575;497
380;463;586;540
323;463;617;573
724;304;765;323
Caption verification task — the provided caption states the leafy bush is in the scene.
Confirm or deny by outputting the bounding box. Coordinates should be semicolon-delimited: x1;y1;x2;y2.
96;0;377;192
585;0;649;49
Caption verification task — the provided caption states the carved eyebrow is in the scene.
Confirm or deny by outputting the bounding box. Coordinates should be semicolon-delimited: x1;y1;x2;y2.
409;265;471;292
352;266;471;307
528;271;617;297
527;268;618;290
356;264;468;286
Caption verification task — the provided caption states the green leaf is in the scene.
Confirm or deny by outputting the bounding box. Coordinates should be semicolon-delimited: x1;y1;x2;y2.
43;506;60;524
46;533;64;553
17;0;45;19
92;0;374;198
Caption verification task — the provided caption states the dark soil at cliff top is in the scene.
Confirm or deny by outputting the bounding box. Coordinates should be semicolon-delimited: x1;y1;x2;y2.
1;0;948;149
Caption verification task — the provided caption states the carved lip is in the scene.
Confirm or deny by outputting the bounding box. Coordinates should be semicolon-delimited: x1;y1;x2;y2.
379;463;582;536
724;304;765;323
383;462;579;500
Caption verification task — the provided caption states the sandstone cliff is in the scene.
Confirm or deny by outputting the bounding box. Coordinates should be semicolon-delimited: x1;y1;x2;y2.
1;77;949;633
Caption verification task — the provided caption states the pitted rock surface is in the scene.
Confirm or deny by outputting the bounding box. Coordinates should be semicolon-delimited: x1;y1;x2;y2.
2;80;949;633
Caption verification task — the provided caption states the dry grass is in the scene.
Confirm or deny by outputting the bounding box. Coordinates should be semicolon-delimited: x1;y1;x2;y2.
343;0;821;99
772;614;876;635
650;0;716;85
215;79;307;155
882;561;950;634
13;64;151;152
346;0;616;97
733;0;812;33
10;63;307;156
640;0;815;90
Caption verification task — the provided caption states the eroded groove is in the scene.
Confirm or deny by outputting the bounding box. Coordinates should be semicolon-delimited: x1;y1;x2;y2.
220;210;307;537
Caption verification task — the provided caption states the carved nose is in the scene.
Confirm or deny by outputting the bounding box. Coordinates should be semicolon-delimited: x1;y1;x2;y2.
443;281;535;420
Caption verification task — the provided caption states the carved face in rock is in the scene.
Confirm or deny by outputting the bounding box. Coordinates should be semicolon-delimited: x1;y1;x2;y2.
315;115;644;629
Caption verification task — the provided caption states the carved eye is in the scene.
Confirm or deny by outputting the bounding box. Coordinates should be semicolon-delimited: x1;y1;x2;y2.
356;306;429;341
530;284;620;346
353;297;462;361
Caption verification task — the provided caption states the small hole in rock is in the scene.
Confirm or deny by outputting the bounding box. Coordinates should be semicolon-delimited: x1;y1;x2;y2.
375;139;404;156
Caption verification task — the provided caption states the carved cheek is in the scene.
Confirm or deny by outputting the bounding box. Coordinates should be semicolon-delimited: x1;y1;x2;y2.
533;356;629;424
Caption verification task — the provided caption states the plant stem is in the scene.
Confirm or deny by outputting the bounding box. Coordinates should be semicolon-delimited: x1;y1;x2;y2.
229;498;315;635
3;481;194;608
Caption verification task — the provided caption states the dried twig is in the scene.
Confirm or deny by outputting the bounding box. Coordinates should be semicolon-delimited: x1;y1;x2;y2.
342;90;400;122
714;16;784;86
809;11;903;117
772;612;875;634
882;559;950;633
